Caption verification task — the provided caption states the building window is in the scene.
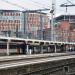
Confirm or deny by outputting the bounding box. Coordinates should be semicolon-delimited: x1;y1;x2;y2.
16;13;20;16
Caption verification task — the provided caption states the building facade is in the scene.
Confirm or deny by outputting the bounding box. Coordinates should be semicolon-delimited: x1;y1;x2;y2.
0;10;24;37
55;15;75;42
0;10;49;39
37;28;51;40
23;11;49;39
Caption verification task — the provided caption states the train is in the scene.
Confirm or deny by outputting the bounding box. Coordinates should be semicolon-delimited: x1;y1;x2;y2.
0;36;75;55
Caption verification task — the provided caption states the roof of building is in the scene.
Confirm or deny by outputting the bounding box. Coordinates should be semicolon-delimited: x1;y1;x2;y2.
0;9;47;14
0;9;21;12
23;10;47;15
55;15;75;21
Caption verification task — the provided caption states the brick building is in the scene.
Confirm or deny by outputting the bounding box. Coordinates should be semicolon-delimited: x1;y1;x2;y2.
55;15;75;42
23;11;49;39
0;10;49;39
0;10;24;37
37;28;51;40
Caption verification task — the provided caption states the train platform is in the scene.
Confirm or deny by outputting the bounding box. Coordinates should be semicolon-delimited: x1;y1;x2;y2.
0;52;75;62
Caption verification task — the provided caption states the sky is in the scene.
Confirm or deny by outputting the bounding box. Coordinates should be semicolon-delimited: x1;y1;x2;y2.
0;0;75;16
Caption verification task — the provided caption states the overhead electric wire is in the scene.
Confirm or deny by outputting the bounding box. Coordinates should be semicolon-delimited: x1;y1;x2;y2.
28;0;51;9
67;0;74;5
61;0;75;6
1;0;50;12
1;0;28;10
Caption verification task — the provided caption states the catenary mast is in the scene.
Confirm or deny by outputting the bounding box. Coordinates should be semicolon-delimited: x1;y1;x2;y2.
50;0;56;41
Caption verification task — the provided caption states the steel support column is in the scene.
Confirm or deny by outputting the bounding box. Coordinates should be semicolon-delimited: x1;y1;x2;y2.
26;44;29;54
41;46;43;54
7;40;10;55
34;47;36;54
54;44;57;53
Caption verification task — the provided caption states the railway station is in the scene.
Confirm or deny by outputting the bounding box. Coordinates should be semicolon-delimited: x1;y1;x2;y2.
0;0;75;75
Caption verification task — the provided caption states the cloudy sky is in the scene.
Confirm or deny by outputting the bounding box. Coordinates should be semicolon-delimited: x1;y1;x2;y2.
0;0;75;16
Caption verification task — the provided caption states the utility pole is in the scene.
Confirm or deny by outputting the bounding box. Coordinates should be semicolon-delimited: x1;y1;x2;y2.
60;0;75;13
40;12;43;40
50;0;56;41
60;4;75;13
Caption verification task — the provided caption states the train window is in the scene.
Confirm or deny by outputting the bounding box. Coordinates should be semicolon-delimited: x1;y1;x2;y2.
0;44;6;49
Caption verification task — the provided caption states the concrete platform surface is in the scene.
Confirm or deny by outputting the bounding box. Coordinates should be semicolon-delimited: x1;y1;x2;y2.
0;54;75;69
0;52;75;62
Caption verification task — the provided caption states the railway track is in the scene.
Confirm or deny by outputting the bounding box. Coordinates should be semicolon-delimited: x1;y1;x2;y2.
0;53;75;69
0;53;75;75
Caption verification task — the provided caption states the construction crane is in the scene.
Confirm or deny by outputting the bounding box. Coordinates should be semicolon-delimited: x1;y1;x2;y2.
60;0;75;12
